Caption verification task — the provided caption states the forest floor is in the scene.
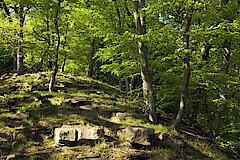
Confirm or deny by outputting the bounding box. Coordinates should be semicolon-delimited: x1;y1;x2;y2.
0;72;237;160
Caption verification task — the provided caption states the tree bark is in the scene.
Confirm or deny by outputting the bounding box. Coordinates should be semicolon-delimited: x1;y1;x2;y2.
12;42;17;72
46;11;52;70
94;56;100;80
0;0;12;22
49;0;61;92
61;56;66;72
61;24;68;73
86;35;94;78
130;75;136;91
188;41;212;124
1;0;16;72
114;0;130;93
209;0;234;140
209;40;231;139
34;52;46;72
201;42;212;61
133;0;157;124
16;6;24;75
172;15;192;129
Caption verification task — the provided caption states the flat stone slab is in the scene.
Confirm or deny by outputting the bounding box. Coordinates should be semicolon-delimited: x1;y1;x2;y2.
8;112;29;120
121;127;155;146
79;105;98;118
70;96;86;103
55;126;104;145
116;112;133;120
77;128;104;140
55;128;76;143
69;96;92;106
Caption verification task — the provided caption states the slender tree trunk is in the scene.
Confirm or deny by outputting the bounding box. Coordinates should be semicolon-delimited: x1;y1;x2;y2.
133;0;157;124
129;45;139;93
61;56;66;72
49;0;61;92
12;42;17;72
61;24;68;73
172;15;192;129
35;52;46;72
209;40;231;139
16;6;24;75
188;41;212;124
46;11;52;70
201;42;212;61
0;0;16;72
94;56;100;80
118;58;130;92
209;0;235;140
114;0;130;92
86;35;94;78
123;73;129;92
130;76;136;91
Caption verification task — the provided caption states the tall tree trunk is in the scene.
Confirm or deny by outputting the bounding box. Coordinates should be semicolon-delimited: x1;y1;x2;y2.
0;0;12;22
209;40;231;139
0;0;16;72
49;0;61;92
86;35;94;78
172;15;192;129
61;57;66;72
61;24;68;73
133;0;157;124
46;11;52;70
94;56;100;80
129;45;139;93
34;52;46;72
12;42;17;72
114;0;130;92
209;0;235;140
123;73;130;92
188;42;211;124
130;76;136;91
16;6;24;75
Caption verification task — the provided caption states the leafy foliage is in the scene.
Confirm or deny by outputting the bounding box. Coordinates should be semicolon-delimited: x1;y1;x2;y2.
0;0;239;157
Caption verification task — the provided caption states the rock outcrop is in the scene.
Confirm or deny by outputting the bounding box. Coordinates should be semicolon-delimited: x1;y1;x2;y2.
121;127;155;146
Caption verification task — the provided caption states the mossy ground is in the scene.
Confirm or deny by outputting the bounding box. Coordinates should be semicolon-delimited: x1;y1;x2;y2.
0;72;231;159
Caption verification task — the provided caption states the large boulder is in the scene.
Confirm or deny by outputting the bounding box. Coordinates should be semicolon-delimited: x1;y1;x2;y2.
121;127;155;146
54;126;104;145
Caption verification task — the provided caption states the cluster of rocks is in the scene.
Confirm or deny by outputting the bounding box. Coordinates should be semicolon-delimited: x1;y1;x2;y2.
4;96;184;156
54;125;184;152
57;96;185;149
67;96;133;119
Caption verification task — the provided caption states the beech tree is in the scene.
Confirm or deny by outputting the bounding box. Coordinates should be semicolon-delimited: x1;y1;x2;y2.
49;0;62;92
133;0;157;124
209;0;240;140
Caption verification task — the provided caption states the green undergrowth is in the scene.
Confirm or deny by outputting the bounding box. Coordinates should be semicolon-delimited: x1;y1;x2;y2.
0;72;231;159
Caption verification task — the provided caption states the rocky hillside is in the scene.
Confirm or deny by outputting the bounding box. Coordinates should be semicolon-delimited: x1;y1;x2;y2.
0;72;231;159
